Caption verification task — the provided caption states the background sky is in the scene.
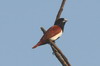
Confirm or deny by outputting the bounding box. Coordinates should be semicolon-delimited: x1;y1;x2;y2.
0;0;100;66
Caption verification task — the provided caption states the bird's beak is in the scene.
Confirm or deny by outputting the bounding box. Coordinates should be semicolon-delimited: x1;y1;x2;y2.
64;18;68;22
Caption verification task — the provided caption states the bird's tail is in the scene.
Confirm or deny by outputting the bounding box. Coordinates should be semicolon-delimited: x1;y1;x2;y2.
32;42;42;49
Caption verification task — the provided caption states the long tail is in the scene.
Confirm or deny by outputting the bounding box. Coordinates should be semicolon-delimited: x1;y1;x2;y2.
32;42;42;49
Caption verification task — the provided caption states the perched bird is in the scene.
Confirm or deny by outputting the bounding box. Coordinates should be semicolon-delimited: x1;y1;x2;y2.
32;18;67;49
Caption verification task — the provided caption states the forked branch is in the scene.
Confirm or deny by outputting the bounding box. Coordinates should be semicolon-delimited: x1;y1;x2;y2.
41;27;71;66
40;0;71;66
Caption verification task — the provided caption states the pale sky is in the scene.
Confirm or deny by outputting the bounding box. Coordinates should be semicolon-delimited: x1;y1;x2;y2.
0;0;100;66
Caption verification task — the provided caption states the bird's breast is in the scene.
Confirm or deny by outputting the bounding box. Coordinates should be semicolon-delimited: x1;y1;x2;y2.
50;30;62;41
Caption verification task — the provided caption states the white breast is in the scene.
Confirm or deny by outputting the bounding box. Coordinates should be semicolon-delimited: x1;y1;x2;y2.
50;31;62;41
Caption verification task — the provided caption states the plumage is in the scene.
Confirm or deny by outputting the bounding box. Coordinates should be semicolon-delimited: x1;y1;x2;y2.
50;30;62;41
32;18;67;49
41;25;62;41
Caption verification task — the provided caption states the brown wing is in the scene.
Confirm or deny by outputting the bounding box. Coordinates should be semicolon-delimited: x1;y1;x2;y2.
40;25;61;42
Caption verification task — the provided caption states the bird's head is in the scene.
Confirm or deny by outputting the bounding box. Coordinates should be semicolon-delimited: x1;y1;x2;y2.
54;18;68;26
54;18;68;31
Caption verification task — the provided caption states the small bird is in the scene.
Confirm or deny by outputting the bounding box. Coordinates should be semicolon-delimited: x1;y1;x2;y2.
32;18;67;49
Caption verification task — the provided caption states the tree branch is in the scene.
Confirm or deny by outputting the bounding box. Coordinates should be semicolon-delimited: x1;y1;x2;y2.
40;0;71;66
41;27;71;66
55;0;67;21
35;0;71;66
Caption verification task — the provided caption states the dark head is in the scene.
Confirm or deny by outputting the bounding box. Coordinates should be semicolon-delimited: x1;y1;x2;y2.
54;18;68;31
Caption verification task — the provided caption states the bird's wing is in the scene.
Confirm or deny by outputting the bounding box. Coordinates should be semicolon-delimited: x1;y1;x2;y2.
41;25;62;41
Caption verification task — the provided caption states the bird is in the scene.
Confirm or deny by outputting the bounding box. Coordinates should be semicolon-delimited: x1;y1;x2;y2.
32;18;67;49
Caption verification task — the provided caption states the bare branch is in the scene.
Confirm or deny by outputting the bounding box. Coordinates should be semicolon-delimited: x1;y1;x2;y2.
55;0;67;21
40;0;71;66
41;27;71;66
